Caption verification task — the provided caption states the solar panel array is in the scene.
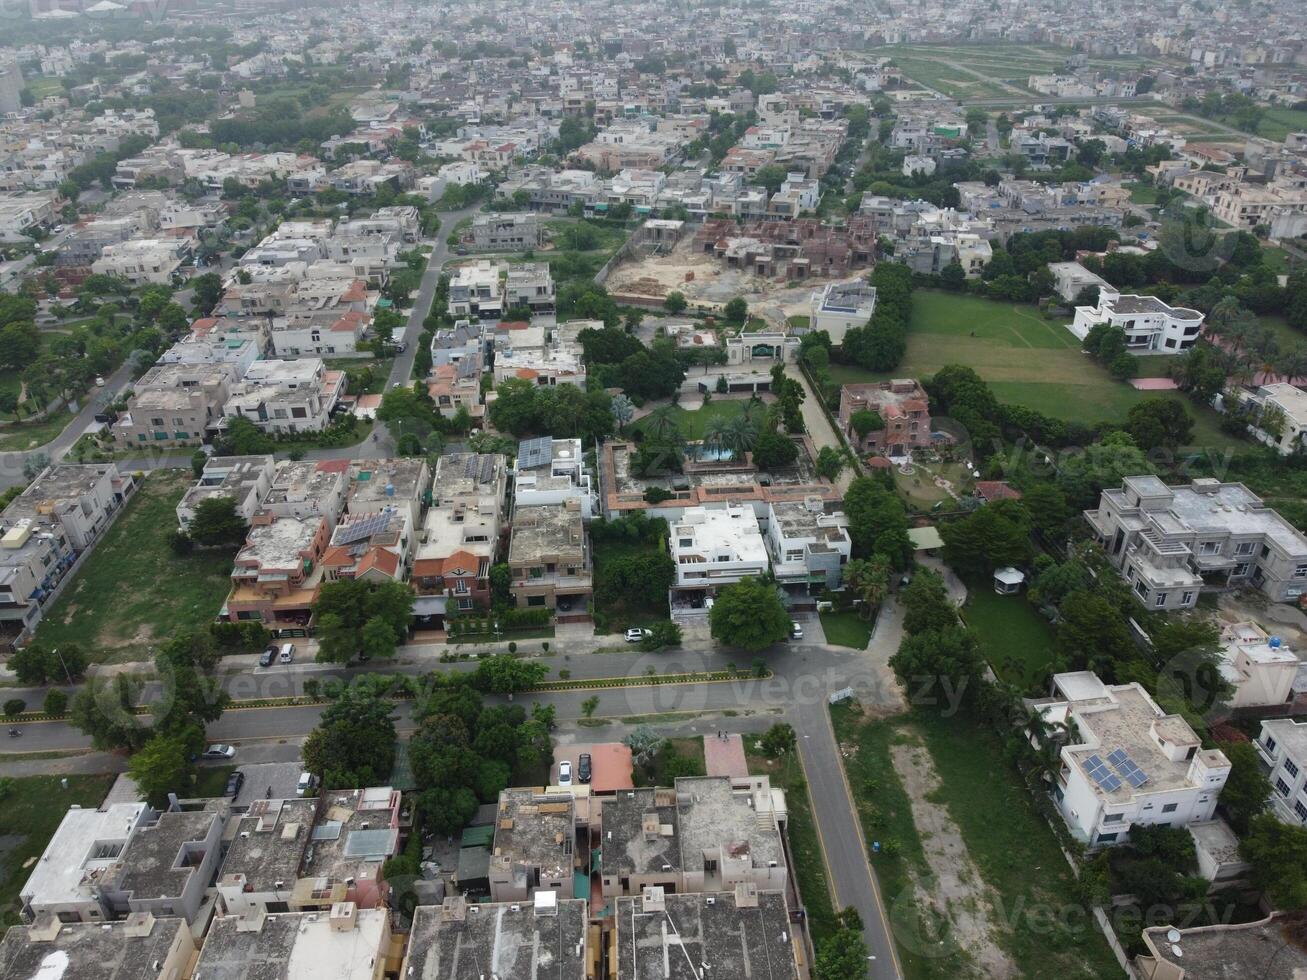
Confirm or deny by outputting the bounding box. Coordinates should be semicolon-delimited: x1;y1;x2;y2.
518;436;552;470
336;509;393;545
462;453;498;484
1108;747;1150;788
1081;754;1123;793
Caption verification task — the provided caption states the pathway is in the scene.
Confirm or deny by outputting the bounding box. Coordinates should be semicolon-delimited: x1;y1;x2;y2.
786;363;854;494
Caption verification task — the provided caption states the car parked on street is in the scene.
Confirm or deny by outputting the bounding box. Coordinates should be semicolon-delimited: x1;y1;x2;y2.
202;744;235;760
790;621;803;640
577;753;592;784
259;646;275;667
558;760;572;786
625;627;652;643
224;771;245;798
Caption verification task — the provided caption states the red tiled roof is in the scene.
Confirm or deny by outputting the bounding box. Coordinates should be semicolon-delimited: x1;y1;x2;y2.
357;548;400;578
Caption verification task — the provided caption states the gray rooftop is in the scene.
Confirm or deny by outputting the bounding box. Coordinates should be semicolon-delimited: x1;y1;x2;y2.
1141;913;1307;979
0;914;186;980
111;809;221;901
615;888;799;980
220;799;316;894
601;788;681;877
491;789;576;879
673;777;784;874
405;897;588;980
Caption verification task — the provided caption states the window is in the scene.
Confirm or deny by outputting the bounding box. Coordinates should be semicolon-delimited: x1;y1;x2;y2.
1096;832;1118;843
1295;801;1307;823
1234;562;1251;577
1277;778;1291;797
1266;736;1279;754
1295;564;1307;580
1285;759;1300;779
1181;591;1195;605
1200;541;1219;555
1154;592;1168;607
1135;580;1148;599
1162;803;1178;813
1236;542;1255;555
457;597;473;610
1103;813;1123;823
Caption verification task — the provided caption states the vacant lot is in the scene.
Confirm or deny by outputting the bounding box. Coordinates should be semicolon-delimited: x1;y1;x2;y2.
818;611;871;649
592;534;670;635
829;290;1241;451
0;774;115;927
962;583;1059;693
833;704;1121;979
0;408;74;452
34;470;235;663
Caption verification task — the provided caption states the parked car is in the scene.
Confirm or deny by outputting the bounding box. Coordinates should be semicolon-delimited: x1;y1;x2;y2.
224;771;245;798
202;744;235;760
790;621;803;640
94;376;105;387
577;753;592;784
278;643;295;664
558;760;572;786
297;772;320;797
624;627;652;643
258;646;276;667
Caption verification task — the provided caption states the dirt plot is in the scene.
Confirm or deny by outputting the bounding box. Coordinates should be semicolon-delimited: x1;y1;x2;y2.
891;736;1019;979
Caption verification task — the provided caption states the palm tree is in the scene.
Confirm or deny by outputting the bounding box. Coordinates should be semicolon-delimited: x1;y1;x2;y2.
702;415;731;457
1276;346;1307;385
722;413;759;458
642;406;681;446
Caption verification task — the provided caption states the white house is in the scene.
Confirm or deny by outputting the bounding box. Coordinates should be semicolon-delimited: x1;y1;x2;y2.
764;497;851;595
1070;291;1205;354
1217;621;1303;710
1048;261;1113;303
669;505;769;592
1256;719;1307;827
222;359;346;434
1035;671;1230;846
1238;382;1307;456
809;279;877;344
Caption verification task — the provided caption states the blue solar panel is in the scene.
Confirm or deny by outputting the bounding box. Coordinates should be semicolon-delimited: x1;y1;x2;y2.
1107;749;1129;766
1126;770;1149;788
1085;754;1104;769
1101;774;1123;792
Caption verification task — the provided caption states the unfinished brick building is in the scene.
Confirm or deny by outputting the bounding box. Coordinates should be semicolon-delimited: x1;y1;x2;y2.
692;216;877;279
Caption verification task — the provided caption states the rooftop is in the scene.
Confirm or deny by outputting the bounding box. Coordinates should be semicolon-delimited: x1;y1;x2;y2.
600;788;681;877
299;787;400;888
219;798;316;895
492;789;576;880
615;886;799;980
508;503;585;565
1140;912;1307;980
347;458;429;508
673;777;784;873
20;803;149;909
0;913;187;980
111;808;222;902
405;896;587;980
190;906;387;980
236;517;321;571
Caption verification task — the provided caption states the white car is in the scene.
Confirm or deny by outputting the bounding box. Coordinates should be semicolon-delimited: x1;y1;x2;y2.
202;744;236;759
624;627;653;643
790;621;804;640
558;760;572;786
94;376;105;387
297;771;320;797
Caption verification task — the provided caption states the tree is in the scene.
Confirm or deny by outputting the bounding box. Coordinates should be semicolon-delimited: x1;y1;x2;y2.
813;921;870;980
43;689;68;715
815;446;848;482
418;785;480;836
849;409;884;443
751;426;799;470
312;579;414;663
70;675;148;752
1218;741;1272;834
129;734;195;808
900;570;958;635
186;496;248;548
1056;589;1136;678
940;499;1032;577
6;642;86;686
190;272;224;313
723;296;748;324
664;291;687;314
760;723;796;757
1125;398;1194;451
302;691;397;789
0;320;40;372
471;655;547;693
1241;813;1307;910
844;555;891;618
1022;483;1071;540
581;696;600;718
842;477;912;568
709;577;791;651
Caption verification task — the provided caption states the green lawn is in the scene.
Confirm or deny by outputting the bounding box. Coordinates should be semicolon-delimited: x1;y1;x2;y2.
830;290;1244;452
324;356;394;392
0;774;116;927
0;408;75;452
818;611;871;649
592;535;670;634
636;399;751;442
747;748;838;942
961;582;1059;692
1126;182;1158;205
1257;107;1307;143
192;764;236;798
833;705;1121;979
34;470;235;663
634;737;705;786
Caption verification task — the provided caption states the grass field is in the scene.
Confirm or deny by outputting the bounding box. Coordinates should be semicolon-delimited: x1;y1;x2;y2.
1257;107;1307;143
962;582;1059;692
635;399;750;441
818;611;871;649
34;470;235;663
0;774;116;927
746;748;838;942
1126;182;1159;205
0;408;75;452
830;290;1243;453
832;704;1121;979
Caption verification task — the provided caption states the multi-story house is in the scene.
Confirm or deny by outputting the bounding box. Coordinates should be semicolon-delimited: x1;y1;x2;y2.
176;455;276;532
765;497;851;600
470;212;544;251
224;512;331;629
669;505;769;595
320;508;412;585
412;453;506;619
1084;476;1307;609
809;279;877;344
836;380;932;458
1236;382;1307;456
1034;671;1231;846
1255;719;1307;827
90;238;190;286
1071;291;1205;354
113;363;239;448
447;260;504;320
502;262;556;315
1216;621;1302;710
222;359;346;435
427;357;484;419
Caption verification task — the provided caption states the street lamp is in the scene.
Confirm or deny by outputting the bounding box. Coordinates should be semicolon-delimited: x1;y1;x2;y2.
52;647;73;685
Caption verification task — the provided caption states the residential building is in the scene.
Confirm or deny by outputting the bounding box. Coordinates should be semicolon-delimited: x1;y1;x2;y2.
98;807;227;924
1237;382;1307;455
669;505;769;594
1084;477;1307;609
428;356;485;420
1255;719;1307;827
321;508;411;584
724;332;799;367
1048;261;1114;303
260;460;349;525
222;359;346;435
503;262;556;315
1136;913;1307;980
448;260;505;320
765;497;852;598
19;802;151;922
412;453;506;619
90;237;189;286
224;513;331;629
809;279;877;344
216;798;318;916
506;501;591;615
291;787;402;911
470;211;544;251
0;913;195;980
191;904;392;980
1070;292;1205;354
837;380;932;458
599;775;788;899
113;362;239;448
402;895;587;980
1034;671;1231;846
1216;621;1302;710
346;457;430;528
615;886;799;980
513;437;594;519
176;455;276;532
488;788;578;902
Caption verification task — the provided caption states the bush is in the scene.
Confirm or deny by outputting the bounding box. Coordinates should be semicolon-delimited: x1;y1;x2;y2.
43;689;68;716
3;698;26;719
168;531;194;556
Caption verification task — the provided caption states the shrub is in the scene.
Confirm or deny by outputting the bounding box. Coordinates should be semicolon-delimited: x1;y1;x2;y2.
43;689;68;716
3;698;26;718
